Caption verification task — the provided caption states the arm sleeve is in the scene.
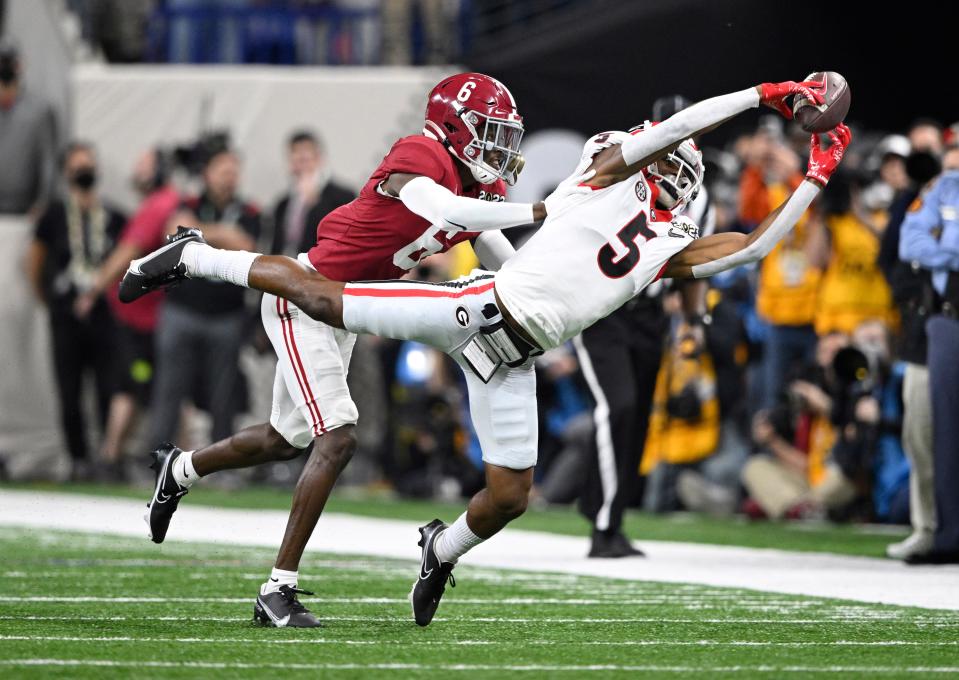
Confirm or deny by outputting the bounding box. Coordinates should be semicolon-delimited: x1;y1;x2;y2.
691;180;820;278
622;88;760;166
899;180;959;267
398;176;535;232
472;230;516;271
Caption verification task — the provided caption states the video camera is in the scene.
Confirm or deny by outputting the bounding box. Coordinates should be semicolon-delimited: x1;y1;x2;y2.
165;130;232;177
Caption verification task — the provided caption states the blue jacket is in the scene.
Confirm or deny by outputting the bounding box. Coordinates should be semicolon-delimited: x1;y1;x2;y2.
899;170;959;294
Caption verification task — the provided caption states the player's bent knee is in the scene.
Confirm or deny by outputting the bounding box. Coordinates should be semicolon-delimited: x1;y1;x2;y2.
492;493;528;520
294;278;343;326
316;426;357;471
488;483;530;520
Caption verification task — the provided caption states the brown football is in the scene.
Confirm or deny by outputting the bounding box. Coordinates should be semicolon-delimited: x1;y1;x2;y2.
792;71;851;133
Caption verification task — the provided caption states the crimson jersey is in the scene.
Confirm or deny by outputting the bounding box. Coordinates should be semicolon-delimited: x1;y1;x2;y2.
307;135;507;281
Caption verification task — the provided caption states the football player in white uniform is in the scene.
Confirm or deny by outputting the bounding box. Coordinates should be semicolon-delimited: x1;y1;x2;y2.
122;78;849;626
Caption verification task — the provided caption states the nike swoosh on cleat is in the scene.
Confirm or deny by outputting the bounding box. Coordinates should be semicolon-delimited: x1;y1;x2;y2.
258;598;291;627
129;237;191;275
419;531;439;580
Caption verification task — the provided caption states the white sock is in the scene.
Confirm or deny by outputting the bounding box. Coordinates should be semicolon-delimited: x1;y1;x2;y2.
261;567;298;595
181;242;259;288
171;450;198;488
433;513;484;564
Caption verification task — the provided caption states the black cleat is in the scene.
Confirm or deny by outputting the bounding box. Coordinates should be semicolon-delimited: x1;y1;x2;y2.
145;443;189;544
254;585;322;628
409;519;455;627
588;530;646;558
119;226;205;303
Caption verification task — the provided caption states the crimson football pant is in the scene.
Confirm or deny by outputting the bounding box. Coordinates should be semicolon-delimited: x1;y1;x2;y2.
573;300;666;533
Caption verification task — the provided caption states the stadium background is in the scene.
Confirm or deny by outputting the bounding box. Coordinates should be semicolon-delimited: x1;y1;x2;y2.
1;1;958;677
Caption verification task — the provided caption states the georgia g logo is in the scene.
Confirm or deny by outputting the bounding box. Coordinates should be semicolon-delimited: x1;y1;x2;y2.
455;306;471;327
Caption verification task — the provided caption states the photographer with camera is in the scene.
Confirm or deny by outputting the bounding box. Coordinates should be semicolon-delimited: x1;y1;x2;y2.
640;309;722;514
741;332;856;520
828;320;909;524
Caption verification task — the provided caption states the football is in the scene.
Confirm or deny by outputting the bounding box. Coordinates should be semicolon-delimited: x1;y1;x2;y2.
792;71;851;133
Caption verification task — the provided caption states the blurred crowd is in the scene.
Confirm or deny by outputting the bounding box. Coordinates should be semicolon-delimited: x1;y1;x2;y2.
2;33;959;564
68;0;471;65
66;0;582;66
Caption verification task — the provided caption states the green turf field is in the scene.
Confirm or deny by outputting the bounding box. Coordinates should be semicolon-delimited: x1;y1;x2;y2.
5;482;908;558
0;526;956;679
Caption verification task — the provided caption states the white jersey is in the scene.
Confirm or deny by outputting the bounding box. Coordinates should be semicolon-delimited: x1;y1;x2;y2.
495;131;699;350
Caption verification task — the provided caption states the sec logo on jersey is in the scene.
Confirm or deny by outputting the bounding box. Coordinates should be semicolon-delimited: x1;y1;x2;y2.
634;179;647;203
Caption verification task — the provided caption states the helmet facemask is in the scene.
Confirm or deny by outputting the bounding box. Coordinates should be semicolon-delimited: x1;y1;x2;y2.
646;140;703;212
459;107;525;186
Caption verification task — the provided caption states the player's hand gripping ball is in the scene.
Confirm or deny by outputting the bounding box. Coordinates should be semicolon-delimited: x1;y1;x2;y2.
792;71;851;133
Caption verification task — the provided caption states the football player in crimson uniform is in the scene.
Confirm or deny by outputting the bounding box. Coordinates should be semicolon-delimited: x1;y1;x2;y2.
124;77;850;627
125;72;588;628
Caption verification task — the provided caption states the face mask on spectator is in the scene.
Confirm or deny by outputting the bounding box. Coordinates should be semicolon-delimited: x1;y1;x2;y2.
905;151;941;186
71;167;98;191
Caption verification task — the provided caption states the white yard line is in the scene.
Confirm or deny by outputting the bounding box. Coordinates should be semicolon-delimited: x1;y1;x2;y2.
2;635;958;647
1;489;957;610
2;614;954;625
2;659;959;673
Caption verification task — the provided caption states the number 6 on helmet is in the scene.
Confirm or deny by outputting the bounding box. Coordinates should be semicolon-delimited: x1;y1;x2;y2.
424;73;526;186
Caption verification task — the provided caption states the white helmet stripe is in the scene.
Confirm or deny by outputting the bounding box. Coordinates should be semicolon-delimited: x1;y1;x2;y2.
423;120;447;142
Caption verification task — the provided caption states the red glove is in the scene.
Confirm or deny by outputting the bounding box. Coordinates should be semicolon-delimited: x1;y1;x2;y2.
760;79;825;119
806;123;852;186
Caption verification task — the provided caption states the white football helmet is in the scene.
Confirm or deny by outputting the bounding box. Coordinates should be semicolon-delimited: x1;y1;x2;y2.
630;121;704;212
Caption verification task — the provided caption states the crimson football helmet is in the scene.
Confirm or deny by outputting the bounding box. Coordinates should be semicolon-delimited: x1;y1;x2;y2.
424;72;525;186
629;121;704;212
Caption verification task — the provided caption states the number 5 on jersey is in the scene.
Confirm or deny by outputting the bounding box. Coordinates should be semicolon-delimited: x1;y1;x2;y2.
597;211;656;278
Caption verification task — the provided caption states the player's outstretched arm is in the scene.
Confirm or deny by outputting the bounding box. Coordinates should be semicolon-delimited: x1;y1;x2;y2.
381;171;540;231
664;125;851;280
383;171;591;232
589;80;825;183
